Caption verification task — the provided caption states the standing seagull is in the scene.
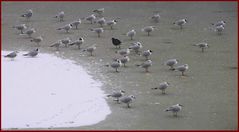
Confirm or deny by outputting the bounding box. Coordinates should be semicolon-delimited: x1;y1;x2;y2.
193;42;209;52
173;64;189;76
50;41;62;51
151;82;170;94
105;59;122;72
60;37;71;47
83;44;97;56
165;104;183;117
115;48;130;56
69;37;84;49
129;42;143;55
30;36;43;46
4;51;18;60
173;19;187;29
93;8;104;17
119;56;130;67
90;28;104;38
106;19;117;29
84;14;96;24
211;20;226;27
12;24;27;34
54;11;65;22
127;29;136;40
107;90;125;103
136;60;152;72
141;26;156;36
96;17;106;27
120;95;136;108
214;25;225;35
164;59;179;70
151;13;160;23
23;48;39;57
70;19;81;29
21;9;33;21
112;38;122;48
57;24;72;33
141;50;153;60
20;28;36;38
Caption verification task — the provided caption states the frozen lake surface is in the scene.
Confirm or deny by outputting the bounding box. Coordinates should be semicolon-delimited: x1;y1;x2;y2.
2;51;111;129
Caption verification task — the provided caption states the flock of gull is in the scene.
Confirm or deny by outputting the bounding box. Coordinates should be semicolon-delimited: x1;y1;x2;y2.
5;7;227;117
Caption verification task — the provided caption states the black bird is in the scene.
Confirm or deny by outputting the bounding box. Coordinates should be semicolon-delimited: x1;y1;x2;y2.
112;38;122;49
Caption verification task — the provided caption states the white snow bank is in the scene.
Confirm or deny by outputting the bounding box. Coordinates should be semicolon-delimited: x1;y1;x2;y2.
2;51;111;129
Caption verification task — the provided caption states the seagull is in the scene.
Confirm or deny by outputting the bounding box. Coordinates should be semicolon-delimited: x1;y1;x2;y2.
173;64;189;76
129;42;143;55
120;95;136;108
90;28;104;38
105;59;122;72
118;56;130;67
70;19;81;29
4;51;18;60
12;24;27;34
173;19;187;29
127;29;136;40
57;24;72;33
54;11;64;22
20;28;36;38
214;25;225;35
106;20;117;29
83;44;96;56
96;17;106;27
23;48;39;57
141;50;153;60
211;20;226;27
112;38;122;48
60;37;71;47
21;9;33;21
141;26;156;36
84;14;96;24
115;48;130;56
193;42;209;52
30;36;43;46
107;90;125;103
136;60;152;72
69;37;84;49
93;8;104;17
151;82;170;94
164;59;179;70
50;41;62;51
165;104;183;117
151;13;160;23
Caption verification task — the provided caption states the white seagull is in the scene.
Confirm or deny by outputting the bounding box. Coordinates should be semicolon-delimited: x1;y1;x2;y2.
30;36;43;46
120;95;136;108
21;9;33;21
151;82;170;94
173;64;189;76
173;18;188;29
57;24;72;33
90;28;104;38
193;42;209;52
70;19;81;29
107;90;125;103
141;26;156;36
12;24;27;34
127;29;136;40
54;11;65;22
165;104;183;116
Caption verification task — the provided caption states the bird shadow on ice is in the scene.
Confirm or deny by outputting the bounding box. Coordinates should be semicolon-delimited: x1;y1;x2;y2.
164;114;185;119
